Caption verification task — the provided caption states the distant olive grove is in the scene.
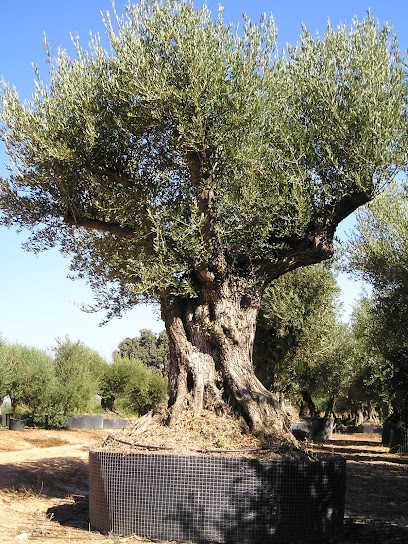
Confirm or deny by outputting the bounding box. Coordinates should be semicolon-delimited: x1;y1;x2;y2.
0;332;168;426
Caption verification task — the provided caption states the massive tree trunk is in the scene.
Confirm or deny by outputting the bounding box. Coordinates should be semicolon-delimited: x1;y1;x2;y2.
160;278;290;440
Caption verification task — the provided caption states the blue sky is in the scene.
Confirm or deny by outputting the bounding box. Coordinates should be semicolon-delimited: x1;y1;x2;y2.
0;0;406;361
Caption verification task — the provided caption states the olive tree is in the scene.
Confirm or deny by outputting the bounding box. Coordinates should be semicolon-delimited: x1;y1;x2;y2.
254;263;340;393
0;337;10;413
52;337;108;414
254;263;356;418
346;183;408;421
0;343;57;417
100;353;167;413
0;1;406;440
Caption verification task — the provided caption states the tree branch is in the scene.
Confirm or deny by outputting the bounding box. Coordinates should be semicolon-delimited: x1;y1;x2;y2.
187;151;226;277
258;223;334;284
330;189;372;228
259;184;374;284
64;214;135;237
88;166;134;188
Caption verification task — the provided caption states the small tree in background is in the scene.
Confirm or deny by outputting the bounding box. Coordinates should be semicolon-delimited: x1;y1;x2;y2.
0;343;57;417
0;336;10;414
345;293;404;423
100;353;167;415
119;356;167;415
99;354;137;412
346;183;408;422
116;329;169;375
53;336;108;414
254;263;340;405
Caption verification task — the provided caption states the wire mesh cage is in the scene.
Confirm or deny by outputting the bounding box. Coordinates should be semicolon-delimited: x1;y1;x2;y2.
89;450;346;543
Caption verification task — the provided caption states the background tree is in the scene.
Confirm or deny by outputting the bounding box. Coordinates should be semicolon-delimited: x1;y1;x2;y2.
346;186;408;422
100;353;167;415
311;322;356;418
327;294;395;424
53;337;108;414
0;336;10;414
116;329;169;374
254;263;354;417
1;1;406;439
254;263;340;393
0;343;57;417
99;354;136;412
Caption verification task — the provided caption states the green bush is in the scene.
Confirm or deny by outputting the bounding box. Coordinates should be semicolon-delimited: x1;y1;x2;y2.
101;354;167;416
0;343;57;417
0;337;109;423
53;337;108;414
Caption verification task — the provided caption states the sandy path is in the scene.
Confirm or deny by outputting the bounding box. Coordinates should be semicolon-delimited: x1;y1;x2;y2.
0;442;91;464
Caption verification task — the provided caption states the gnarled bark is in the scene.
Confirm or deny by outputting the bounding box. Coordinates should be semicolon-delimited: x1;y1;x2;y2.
160;279;291;441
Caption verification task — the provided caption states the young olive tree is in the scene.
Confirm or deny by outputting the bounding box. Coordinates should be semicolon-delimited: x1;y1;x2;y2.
0;1;407;439
101;354;167;415
254;263;355;418
254;263;340;393
53;337;108;414
0;343;57;417
0;338;11;413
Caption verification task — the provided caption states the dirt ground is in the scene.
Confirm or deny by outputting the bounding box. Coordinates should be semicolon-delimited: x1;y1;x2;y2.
0;426;407;544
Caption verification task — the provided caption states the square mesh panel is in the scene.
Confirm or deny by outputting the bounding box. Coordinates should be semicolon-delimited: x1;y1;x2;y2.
89;451;346;543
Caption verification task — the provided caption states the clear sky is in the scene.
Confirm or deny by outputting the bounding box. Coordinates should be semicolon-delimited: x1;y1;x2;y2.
0;0;406;361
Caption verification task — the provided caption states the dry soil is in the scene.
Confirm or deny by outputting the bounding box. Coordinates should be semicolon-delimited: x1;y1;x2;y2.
0;426;407;543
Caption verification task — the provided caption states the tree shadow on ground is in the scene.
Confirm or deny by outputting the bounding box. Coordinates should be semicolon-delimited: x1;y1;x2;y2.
324;450;408;465
47;495;89;530
0;456;89;498
346;462;408;522
0;455;91;533
325;439;384;448
336;518;408;544
310;435;408;541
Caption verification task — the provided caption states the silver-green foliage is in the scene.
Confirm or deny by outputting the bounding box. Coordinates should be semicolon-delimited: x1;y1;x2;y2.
52;336;108;414
347;181;408;291
346;183;408;417
102;353;167;415
0;343;57;416
254;263;354;403
0;1;406;315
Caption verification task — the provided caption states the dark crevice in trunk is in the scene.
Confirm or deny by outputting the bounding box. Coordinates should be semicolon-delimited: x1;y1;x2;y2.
187;373;195;393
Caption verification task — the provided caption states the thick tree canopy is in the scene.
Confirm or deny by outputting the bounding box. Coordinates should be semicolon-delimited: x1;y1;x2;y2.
0;0;407;439
0;2;406;311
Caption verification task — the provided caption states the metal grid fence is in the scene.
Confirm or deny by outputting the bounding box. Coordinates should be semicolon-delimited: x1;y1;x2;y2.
89;451;346;543
399;432;408;454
